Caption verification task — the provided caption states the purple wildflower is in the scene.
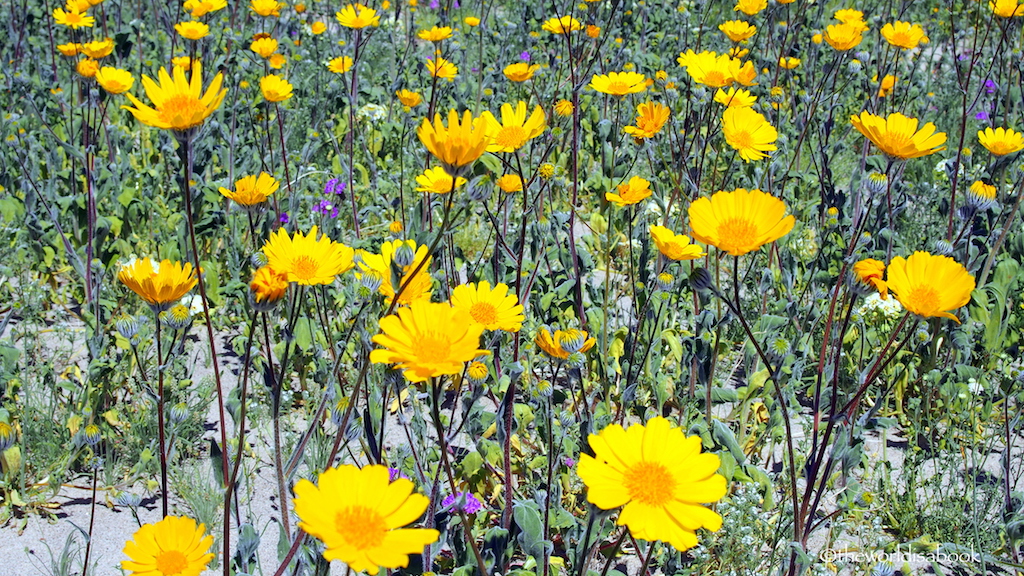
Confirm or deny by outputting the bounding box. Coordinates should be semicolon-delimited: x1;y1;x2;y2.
563;456;576;468
520;51;530;62
388;467;409;482
985;79;998;94
429;0;439;8
976;111;990;121
312;199;339;218
278;212;289;224
442;492;483;514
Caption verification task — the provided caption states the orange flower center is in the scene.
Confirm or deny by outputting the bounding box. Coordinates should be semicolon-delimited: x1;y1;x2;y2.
334;505;387;550
155;550;189;575
469;302;498;325
67;13;84;24
291;255;320;281
495;126;528;150
716;217;758;251
623;461;677;506
429;176;455;193
418;332;452;360
729;130;754;150
891;31;912;45
606;81;630;94
703;70;728;86
906;286;940;314
159;94;206;129
664;241;688;259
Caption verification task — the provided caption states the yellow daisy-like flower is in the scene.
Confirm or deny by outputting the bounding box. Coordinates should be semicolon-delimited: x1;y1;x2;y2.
311;21;327;34
718;20;756;43
876;74;897;97
53;7;94;29
496;174;524;193
251;0;284;17
81;38;114;59
779;56;801;70
834;8;864;23
991;0;1024;17
336;3;380;28
260;74;293;102
57;42;81;56
171;56;195;71
541;15;582;34
606;176;652;207
722;107;778;162
464;16;481;26
250;265;289;305
733;0;767;16
850;111;946;160
96;67;135;94
450;280;525;332
417;109;492;177
886;252;975;323
262;226;355;286
590;71;648;97
219;172;279;207
67;0;91;11
504;62;540;82
426;56;458;80
824;22;864;51
77;59;100;78
121;516;214;576
535;328;595;359
357;239;434;305
968;180;997;205
396;89;421;107
327;56;354;74
482;101;546;153
268;53;287;69
978;127;1024;156
881;21;926;49
370;301;488;382
853;258;888;299
122;61;227;133
677;50;756;88
293;464;440;574
649;226;706;261
418;25;452;41
688;188;795;256
714;87;757;107
623;102;670;140
185;0;227;17
554;99;574;117
577;417;727;552
118;258;199;311
415;167;467;194
175;21;209;41
250;36;279;58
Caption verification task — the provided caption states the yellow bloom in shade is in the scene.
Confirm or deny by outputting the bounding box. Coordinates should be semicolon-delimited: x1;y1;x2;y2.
881;21;926;49
295;2;307;12
978;127;1024;156
336;3;380;28
358;240;434;305
450;281;525;332
850;111;946;160
649;226;706;260
426;56;458;80
250;36;279;58
853;258;888;299
718;20;756;43
122;61;226;133
688;188;795;256
417;109;492;176
415;167;467;193
535;328;595;359
328;56;354;74
606;176;652;207
590;71;648;96
677;50;756;88
53;7;95;29
496;174;524;193
886;252;975;323
482;101;546;153
734;0;767;15
577;417;727;552
293;464;440;574
67;0;92;11
185;0;227;17
541;15;582;34
722;107;778;162
260;74;293;102
175;21;209;40
824;22;864;50
464;16;481;26
96;67;135;94
268;53;286;69
714;87;757;107
991;0;1024;17
251;0;284;17
396;89;421;107
370;302;488;381
586;24;601;38
250;266;289;305
118;258;198;311
311;21;327;34
554;99;574;117
171;56;195;71
623;102;670;140
121;516;214;576
418;25;452;41
262;226;355;286
81;38;114;59
876;74;897;97
77;59;100;78
57;42;81;56
779;57;801;69
504;62;540;82
219;172;279;207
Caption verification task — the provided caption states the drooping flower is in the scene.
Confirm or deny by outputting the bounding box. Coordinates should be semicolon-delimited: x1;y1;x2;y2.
481;101;546;153
876;74;897;97
967;179;998;210
175;21;209;40
118;258;199;312
535;328;595;359
122;516;215;576
417;109;492;176
122;61;227;133
688;188;795;256
554;99;574;117
824;22;864;50
649;226;706;261
57;42;81;56
577;417;727;551
504;62;540;82
606;176;653;207
852;258;888;299
623;102;670;140
219;172;279;208
722;107;778;162
370;301;488;382
885;252;975;323
415;167;467;194
357;240;434;305
335;3;379;27
426;56;458;80
850;111;946;160
396;89;422;107
417;25;452;41
779;57;801;70
541;15;582;34
96;67;135;94
262;226;355;285
978;127;1024;156
328;56;354;74
718;20;756;43
53;7;95;29
250;266;289;307
450;281;525;332
293;464;440;574
714;87;757;107
260;74;293;102
881;21;926;49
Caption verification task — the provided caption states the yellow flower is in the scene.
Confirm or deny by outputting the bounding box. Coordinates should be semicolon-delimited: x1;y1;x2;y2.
121;516;214;576
606;176;652;207
53;7;94;29
649;226;705;260
417;109;492;176
123;61;226;132
586;24;601;38
779;56;801;69
467;361;488;381
250;266;289;305
184;0;227;17
991;0;1024;17
336;3;379;28
978;127;1024;156
96;67;135;94
853;259;888;299
812;32;823;44
590;71;648;97
733;0;767;16
175;21;209;40
219;172;279;207
118;258;198;310
504;62;540;82
418;25;452;41
881;21;926;49
554;99;574;117
76;59;99;78
415;167;467;194
688;188;795;256
577;417;727;551
396;89;421;107
833;8;864;23
426;56;458;80
81;38;114;59
260;74;293;102
541;15;582;34
850;111;947;160
969;180;997;206
250;36;279;58
535;328;595;359
886;252;975;323
294;2;307;12
67;0;92;11
311;21;327;34
293;465;440;573
250;0;284;17
824;22;863;51
464;16;481;26
677;50;756;88
262;226;355;285
623;102;670;140
482;101;546;153
268;53;287;69
876;74;897;97
171;56;195;70
722;107;777;162
371;302;488;382
357;239;434;305
496;174;524;193
718;20;756;43
450;280;525;332
57;42;81;56
326;56;354;74
714;87;757;107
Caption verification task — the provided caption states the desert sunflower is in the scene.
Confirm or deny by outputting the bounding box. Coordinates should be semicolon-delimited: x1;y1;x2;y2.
677;50;756;88
328;56;354;74
357;239;434;305
881;21;926;49
450;281;525;332
649;226;706;260
336;3;380;28
721;107;778;162
718;20;756;43
250;36;279;58
426;56;458;80
415;167;467;194
688;188;795;256
175;21;209;40
122;61;227;134
417;109;492;177
852;258;888;299
885;252;975;323
118;258;199;311
250;266;289;309
262;226;355;285
121;516;215;576
53;7;95;28
417;25;452;42
824;22;864;50
713;87;757;107
482;101;547;153
219;172;279;209
590;71;648;97
606;176;653;207
623;102;670;140
978;127;1024;156
370;301;488;382
577;417;727;551
96;67;135;94
395;89;421;107
293;464;439;574
991;0;1024;17
541;15;582;34
535;328;596;360
504;62;540;82
260;74;293;102
850;111;946;160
